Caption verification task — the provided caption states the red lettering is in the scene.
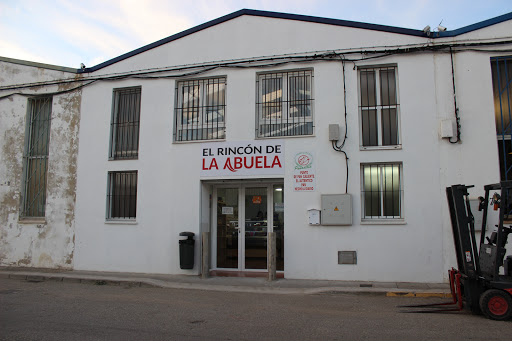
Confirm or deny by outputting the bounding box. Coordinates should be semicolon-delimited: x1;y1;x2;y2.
264;156;271;168
223;158;236;172
244;156;254;169
210;158;218;170
255;156;263;168
271;156;282;168
203;158;218;170
234;157;243;169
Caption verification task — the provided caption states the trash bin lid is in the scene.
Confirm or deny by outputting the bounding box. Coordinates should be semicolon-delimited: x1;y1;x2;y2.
179;231;195;237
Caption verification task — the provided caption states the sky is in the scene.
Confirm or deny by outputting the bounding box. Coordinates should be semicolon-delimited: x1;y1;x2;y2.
1;0;511;69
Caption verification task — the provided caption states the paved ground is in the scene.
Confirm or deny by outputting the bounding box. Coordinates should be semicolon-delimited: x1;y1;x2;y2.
1;277;511;340
0;267;450;296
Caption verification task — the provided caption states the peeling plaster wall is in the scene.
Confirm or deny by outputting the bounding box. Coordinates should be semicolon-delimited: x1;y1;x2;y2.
0;61;81;269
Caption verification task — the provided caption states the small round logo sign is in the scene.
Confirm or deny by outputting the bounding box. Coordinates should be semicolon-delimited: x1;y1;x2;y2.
294;152;313;170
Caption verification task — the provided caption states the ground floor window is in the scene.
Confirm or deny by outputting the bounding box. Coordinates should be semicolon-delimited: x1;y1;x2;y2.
361;163;403;220
106;171;138;220
21;96;52;218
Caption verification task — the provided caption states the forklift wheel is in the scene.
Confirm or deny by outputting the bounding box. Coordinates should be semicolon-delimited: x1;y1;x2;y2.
479;289;512;321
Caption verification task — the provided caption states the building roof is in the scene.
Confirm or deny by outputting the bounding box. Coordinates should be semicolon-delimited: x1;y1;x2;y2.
5;9;511;74
0;56;78;73
79;9;512;74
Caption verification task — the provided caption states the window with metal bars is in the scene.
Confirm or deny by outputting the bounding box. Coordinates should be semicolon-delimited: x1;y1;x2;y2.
106;171;138;219
256;70;314;138
21;97;52;218
174;77;226;141
361;163;403;220
359;66;400;148
109;87;141;159
492;56;512;181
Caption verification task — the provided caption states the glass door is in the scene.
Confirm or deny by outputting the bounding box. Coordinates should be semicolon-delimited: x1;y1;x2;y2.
244;187;268;269
213;183;284;272
216;188;239;269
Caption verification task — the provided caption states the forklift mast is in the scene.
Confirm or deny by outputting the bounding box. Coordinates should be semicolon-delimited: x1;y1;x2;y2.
401;182;512;320
446;185;480;279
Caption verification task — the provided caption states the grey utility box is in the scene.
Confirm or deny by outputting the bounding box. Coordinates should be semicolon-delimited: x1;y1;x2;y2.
321;194;352;225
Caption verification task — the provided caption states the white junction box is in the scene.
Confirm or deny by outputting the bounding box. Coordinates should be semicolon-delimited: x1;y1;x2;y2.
321;194;352;225
308;209;321;225
440;119;455;138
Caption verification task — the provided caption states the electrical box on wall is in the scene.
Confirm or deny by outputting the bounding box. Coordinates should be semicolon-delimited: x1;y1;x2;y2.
308;209;321;225
321;194;352;225
329;124;340;141
440;119;455;138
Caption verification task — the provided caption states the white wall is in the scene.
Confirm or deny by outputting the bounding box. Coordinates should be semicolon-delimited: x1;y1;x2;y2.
73;15;509;282
0;61;80;268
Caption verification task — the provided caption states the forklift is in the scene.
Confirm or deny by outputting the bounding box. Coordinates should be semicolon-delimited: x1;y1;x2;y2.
402;181;512;320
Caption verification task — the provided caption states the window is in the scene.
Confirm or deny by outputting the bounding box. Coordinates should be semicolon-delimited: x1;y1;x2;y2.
256;70;313;138
361;163;403;220
491;56;512;180
109;87;141;159
106;171;138;220
359;66;400;148
21;97;52;218
174;77;226;141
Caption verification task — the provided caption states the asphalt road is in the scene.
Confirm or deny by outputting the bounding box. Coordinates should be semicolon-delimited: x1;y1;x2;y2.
1;278;511;340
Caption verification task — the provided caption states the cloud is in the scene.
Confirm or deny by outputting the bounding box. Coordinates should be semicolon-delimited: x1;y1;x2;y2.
2;0;511;68
0;39;51;64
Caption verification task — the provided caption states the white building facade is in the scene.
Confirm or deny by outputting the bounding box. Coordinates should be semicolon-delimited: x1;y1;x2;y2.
2;10;512;283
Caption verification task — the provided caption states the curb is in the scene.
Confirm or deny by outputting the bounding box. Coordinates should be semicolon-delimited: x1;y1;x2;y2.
386;292;452;298
1;271;451;297
3;273;158;288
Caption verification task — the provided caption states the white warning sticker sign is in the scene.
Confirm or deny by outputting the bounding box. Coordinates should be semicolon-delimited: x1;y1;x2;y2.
465;251;472;262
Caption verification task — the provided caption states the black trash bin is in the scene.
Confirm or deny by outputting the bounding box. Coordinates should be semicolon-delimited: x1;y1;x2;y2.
179;232;195;269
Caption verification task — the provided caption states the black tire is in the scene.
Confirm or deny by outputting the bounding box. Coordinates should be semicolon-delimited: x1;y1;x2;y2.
479;289;512;321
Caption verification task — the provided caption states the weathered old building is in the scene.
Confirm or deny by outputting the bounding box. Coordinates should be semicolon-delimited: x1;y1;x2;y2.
0;57;81;268
1;9;512;283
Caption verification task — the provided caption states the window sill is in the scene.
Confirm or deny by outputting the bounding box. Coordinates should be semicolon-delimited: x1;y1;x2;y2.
105;219;138;225
18;218;46;225
173;138;226;144
256;134;315;140
360;219;406;225
360;145;402;151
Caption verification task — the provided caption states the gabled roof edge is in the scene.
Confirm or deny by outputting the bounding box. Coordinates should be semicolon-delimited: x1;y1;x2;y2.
438;11;512;37
79;8;427;74
79;9;512;73
79;9;248;73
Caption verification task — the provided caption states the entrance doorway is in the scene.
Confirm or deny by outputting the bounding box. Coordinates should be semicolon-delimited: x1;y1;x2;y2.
213;183;284;272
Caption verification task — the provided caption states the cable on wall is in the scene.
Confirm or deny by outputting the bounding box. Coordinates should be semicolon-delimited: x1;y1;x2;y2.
331;52;350;194
449;46;461;143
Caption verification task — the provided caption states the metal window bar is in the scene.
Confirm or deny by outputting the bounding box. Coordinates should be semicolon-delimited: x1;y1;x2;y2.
107;171;137;219
492;57;512;181
256;70;313;138
362;164;402;219
359;67;400;147
174;78;226;141
21;97;52;218
110;87;141;159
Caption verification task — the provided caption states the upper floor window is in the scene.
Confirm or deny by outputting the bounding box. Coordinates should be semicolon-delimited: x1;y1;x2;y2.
174;77;226;142
256;70;314;138
21;97;52;218
109;87;141;160
359;66;400;148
